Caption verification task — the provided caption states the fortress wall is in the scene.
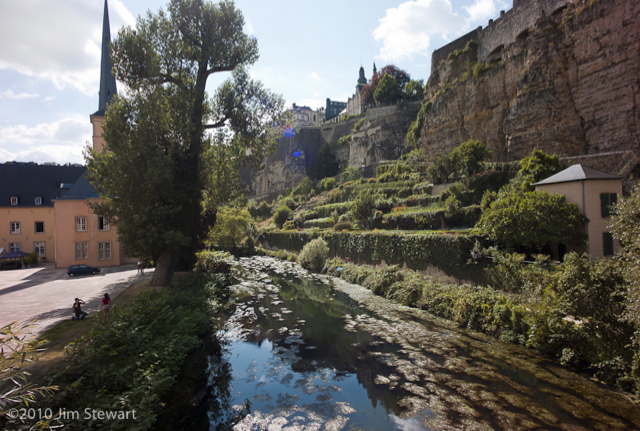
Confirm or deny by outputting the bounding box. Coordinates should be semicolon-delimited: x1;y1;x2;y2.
477;0;572;61
430;30;479;73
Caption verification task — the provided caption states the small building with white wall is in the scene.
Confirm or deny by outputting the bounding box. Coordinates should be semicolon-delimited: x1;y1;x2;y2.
533;164;622;259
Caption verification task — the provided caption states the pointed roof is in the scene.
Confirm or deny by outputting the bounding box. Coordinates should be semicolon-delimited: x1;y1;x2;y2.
54;172;100;201
532;164;621;186
94;0;117;116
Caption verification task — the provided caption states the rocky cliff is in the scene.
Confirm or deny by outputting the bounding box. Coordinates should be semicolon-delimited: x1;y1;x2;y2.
417;0;639;168
249;102;420;201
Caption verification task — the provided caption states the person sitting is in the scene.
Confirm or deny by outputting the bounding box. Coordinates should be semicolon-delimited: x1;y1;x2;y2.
72;298;88;320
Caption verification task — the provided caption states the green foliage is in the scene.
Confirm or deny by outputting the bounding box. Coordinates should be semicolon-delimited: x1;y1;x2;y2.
340;166;362;183
207;206;253;249
1;322;59;428
298;238;330;272
426;151;455;184
194;249;235;275
516;149;564;190
374;74;402;104
353;118;365;131
258;230;477;279
303;217;335;229
273;206;291;228
294;177;313;196
404;79;425;100
351;193;375;222
444;195;462;218
412;182;434;195
85;0;286;285
473;62;491;77
53;276;218;430
450;140;492;176
611;184;640;373
248;200;272;220
407;100;432;147
320;177;337;191
476;188;587;249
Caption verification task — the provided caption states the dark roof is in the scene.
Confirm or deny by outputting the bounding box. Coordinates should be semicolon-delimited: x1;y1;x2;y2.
533;164;621;186
94;0;117;116
0;163;86;207
55;172;100;200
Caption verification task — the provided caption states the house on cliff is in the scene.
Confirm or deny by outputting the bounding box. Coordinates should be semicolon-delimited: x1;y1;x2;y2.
533;165;622;259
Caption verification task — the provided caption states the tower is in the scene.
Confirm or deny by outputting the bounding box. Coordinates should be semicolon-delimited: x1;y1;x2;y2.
89;0;118;153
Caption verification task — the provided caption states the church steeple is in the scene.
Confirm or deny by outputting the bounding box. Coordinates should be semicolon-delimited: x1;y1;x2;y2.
95;0;117;116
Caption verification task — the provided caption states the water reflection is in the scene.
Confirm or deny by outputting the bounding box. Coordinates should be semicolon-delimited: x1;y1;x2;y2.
206;257;640;430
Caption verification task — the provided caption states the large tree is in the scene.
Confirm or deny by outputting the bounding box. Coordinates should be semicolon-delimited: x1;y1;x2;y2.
476;188;587;250
85;0;286;286
361;65;410;106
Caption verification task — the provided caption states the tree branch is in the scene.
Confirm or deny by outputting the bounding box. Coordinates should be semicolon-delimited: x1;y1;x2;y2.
206;65;237;76
160;73;187;90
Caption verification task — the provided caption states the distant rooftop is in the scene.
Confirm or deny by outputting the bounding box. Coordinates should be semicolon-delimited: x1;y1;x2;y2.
532;164;621;186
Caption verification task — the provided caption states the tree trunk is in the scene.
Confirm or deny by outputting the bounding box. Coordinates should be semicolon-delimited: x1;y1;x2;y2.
152;249;179;286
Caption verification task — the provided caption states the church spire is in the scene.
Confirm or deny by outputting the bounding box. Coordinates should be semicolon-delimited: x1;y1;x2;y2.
95;0;117;116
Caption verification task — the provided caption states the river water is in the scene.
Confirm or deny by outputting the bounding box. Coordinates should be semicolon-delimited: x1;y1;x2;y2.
206;256;640;430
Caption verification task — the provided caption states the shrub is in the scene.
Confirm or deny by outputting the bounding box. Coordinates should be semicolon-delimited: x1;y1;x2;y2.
294;177;313;196
195;250;234;274
340;166;362;183
303;217;334;229
273;206;291;228
353;118;365;131
298;238;330;272
351;193;375;221
207;206;253;249
321;177;337;191
412;182;433;195
282;220;296;230
444;195;462;218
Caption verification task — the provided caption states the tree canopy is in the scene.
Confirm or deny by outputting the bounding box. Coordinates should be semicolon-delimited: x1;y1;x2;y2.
374;74;402;104
476;188;587;250
516;149;564;190
450;140;492;177
361;64;411;106
85;0;286;286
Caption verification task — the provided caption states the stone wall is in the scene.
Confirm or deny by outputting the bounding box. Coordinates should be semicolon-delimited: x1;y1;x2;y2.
417;0;640;166
430;0;572;71
248;102;421;201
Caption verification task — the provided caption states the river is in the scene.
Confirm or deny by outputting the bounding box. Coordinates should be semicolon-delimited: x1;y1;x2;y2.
206;256;640;430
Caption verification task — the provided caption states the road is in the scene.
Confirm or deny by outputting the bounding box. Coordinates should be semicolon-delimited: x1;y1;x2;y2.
0;263;153;336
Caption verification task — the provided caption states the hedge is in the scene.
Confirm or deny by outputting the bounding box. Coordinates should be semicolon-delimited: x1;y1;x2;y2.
372;206;481;230
259;229;479;280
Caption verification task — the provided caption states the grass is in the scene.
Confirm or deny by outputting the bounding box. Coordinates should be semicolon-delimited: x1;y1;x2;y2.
19;276;187;388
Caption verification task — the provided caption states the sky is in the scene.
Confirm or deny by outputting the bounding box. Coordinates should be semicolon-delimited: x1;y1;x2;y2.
0;0;509;165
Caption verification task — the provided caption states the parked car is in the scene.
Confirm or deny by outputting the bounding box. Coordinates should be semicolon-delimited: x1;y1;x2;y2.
67;264;101;277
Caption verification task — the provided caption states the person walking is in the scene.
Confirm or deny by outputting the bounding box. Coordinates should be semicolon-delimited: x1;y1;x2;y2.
72;298;88;320
137;261;142;274
101;293;111;319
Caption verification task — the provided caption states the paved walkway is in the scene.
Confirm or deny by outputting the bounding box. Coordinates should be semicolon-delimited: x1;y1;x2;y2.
0;263;154;336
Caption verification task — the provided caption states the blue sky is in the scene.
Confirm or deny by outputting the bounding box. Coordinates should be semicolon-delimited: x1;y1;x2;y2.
0;0;508;165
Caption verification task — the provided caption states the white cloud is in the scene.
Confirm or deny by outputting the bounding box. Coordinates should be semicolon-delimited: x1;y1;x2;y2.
309;72;323;82
373;0;508;63
0;0;134;96
0;89;39;100
464;0;507;25
373;0;459;62
296;98;325;111
0;116;90;165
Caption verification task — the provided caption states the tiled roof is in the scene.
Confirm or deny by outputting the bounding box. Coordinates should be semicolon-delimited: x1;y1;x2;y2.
0;162;86;207
532;164;621;186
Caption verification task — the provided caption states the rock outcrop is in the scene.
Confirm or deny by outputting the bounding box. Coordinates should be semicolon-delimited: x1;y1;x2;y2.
418;0;639;166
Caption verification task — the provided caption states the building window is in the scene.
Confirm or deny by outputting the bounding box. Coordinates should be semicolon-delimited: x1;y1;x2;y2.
35;197;42;205
34;242;45;257
600;193;618;217
9;243;21;252
10;196;18;205
34;221;44;234
603;232;614;256
98;217;109;231
98;242;112;260
75;217;87;232
75;241;88;260
10;222;20;235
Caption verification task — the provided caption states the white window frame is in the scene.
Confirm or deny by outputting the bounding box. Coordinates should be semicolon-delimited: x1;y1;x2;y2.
10;222;20;235
98;242;112;260
10;196;18;206
34;241;45;257
75;217;87;232
98;217;110;231
34;221;44;234
75;241;88;260
9;243;21;252
35;196;42;205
